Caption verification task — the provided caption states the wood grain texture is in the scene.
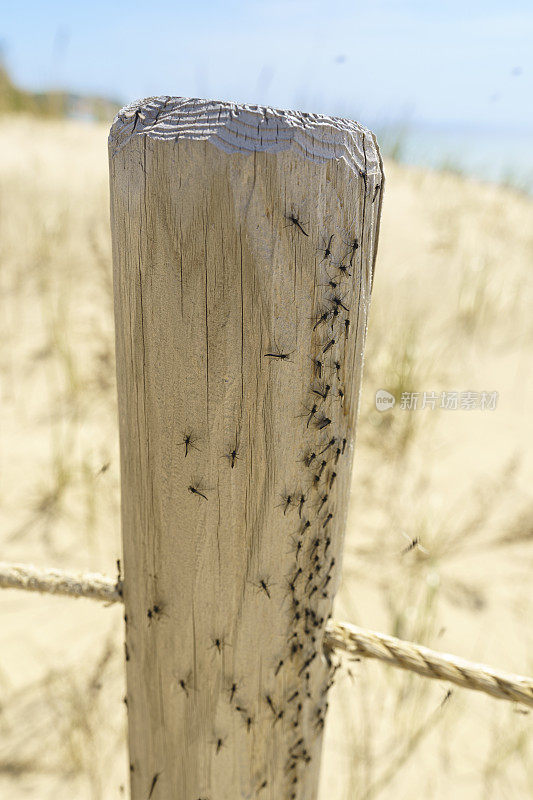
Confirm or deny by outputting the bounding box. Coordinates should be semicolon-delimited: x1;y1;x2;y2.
109;97;383;800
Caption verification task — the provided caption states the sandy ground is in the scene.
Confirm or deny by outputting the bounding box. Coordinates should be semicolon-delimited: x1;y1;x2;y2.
0;116;532;799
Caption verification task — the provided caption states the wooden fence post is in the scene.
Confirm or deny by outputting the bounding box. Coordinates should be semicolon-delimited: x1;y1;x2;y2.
109;98;383;800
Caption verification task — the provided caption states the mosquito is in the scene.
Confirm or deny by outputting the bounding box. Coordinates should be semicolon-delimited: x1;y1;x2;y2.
223;444;239;468
330;294;349;313
180;432;200;457
148;773;160;799
264;348;292;360
266;695;277;715
301;450;317;468
279;492;293;515
249;577;273;599
188;484;208;500
312;383;330;400
337;262;352;278
322;277;339;291
258;579;272;599
311;357;323;378
210;636;226;654
319;233;334;261
292;538;303;560
313;310;330;331
285;212;309;237
317;494;328;515
319;437;336;455
306;403;318;428
346;236;359;266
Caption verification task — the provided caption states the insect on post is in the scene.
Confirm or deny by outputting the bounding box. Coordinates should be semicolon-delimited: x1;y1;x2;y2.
109;98;383;800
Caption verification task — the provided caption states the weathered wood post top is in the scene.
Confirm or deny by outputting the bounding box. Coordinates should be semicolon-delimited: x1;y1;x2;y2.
109;96;383;800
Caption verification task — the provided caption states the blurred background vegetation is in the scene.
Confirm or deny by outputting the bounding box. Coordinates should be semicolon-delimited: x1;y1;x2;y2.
0;60;119;121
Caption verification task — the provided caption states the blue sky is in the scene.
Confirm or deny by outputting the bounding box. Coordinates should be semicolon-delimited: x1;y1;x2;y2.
2;0;532;132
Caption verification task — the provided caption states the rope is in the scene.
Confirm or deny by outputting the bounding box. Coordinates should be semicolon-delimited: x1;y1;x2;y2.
0;561;122;604
326;620;533;708
1;561;532;708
